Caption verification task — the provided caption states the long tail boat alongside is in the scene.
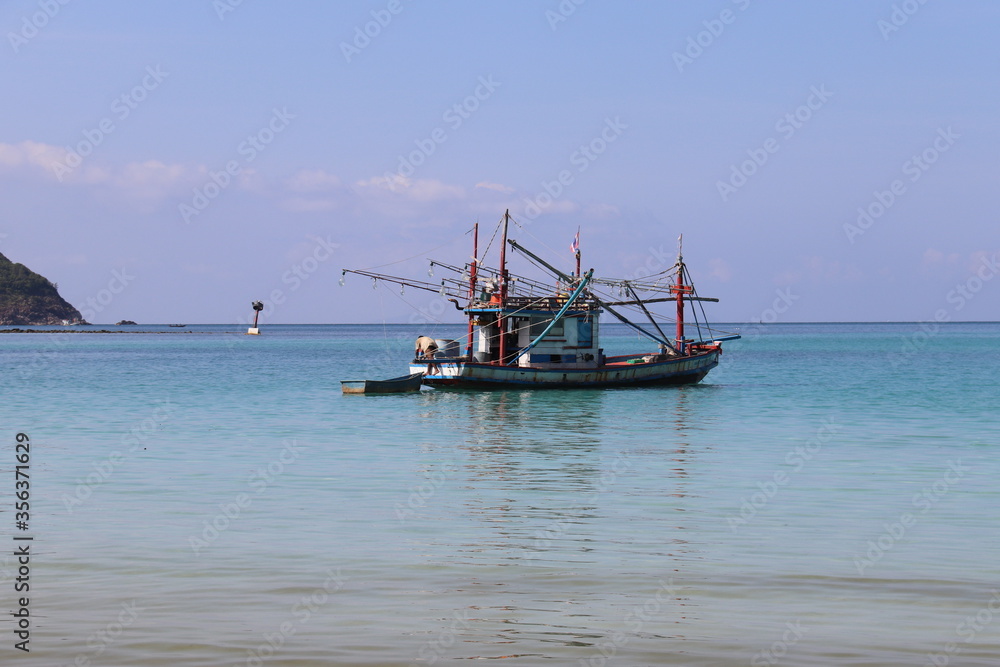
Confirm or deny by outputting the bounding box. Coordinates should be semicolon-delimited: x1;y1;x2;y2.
342;211;739;389
340;372;424;395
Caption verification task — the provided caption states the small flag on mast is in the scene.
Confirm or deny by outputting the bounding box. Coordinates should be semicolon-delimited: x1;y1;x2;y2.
570;230;580;254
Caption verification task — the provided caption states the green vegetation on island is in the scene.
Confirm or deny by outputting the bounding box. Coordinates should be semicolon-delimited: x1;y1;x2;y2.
0;252;85;325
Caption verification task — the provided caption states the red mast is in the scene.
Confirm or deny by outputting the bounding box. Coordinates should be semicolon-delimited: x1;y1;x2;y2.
675;235;685;354
466;222;478;358
497;210;509;364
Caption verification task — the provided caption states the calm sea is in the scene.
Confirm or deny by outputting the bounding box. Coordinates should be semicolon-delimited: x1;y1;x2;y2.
1;322;999;666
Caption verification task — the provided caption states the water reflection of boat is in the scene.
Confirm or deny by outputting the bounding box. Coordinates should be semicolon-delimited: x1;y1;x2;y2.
342;210;739;389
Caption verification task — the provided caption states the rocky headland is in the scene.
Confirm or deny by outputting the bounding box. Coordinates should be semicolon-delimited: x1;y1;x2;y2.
0;252;86;325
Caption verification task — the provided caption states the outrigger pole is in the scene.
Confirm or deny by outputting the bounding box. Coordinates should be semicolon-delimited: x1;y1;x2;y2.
626;283;670;346
595;297;678;352
507;239;574;284
507;238;680;353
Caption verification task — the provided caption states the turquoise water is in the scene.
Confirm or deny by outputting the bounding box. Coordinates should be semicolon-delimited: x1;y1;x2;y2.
1;323;999;666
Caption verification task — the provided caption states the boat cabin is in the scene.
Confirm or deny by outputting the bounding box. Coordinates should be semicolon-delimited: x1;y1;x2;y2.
468;296;603;369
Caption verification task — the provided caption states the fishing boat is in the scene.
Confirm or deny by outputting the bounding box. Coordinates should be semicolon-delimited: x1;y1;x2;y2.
341;372;424;394
341;211;739;389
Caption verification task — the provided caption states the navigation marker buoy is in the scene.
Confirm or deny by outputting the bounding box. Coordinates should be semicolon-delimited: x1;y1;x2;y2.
247;300;264;335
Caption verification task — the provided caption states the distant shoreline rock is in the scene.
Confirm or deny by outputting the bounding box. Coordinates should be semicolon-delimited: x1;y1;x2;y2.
0;252;86;325
0;329;201;334
116;320;138;325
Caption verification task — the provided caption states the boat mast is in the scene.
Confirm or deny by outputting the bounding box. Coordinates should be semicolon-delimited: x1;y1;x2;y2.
497;210;510;364
575;226;581;277
466;222;478;358
675;234;685;354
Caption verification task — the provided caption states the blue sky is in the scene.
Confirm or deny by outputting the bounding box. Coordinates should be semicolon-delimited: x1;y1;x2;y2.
1;0;997;324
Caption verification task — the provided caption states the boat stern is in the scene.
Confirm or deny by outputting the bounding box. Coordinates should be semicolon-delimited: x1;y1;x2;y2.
409;359;467;385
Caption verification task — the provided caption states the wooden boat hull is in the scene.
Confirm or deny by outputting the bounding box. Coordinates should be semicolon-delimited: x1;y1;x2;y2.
411;349;719;389
341;372;424;394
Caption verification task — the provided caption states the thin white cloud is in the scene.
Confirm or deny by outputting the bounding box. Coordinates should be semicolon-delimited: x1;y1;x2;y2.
354;175;465;202
923;248;945;265
114;160;190;198
0;140;106;183
967;249;1000;274
584;203;620;219
282;197;338;212
523;198;578;215
0;143;611;227
0;140;195;199
921;248;962;270
475;181;514;194
707;258;733;282
0;140;64;172
286;169;342;193
772;256;865;286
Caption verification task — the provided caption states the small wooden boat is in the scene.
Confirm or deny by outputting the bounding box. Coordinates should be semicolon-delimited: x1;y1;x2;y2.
341;372;424;395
